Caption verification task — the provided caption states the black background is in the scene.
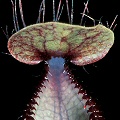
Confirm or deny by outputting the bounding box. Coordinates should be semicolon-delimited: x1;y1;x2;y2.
0;0;119;120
